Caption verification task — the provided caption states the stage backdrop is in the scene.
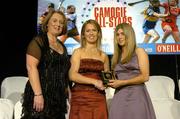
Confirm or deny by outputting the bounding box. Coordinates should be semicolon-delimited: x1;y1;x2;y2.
38;0;180;55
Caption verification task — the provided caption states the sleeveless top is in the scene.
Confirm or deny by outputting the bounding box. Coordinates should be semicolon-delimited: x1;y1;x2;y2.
72;58;105;94
69;58;108;119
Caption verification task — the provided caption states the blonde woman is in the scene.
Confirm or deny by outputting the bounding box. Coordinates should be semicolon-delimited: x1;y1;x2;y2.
108;23;156;119
69;19;109;119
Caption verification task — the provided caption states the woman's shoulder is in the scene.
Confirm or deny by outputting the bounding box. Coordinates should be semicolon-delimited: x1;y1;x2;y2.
135;47;146;53
31;35;44;44
98;50;109;63
71;47;84;57
100;50;108;57
135;47;148;57
28;34;49;50
73;47;83;53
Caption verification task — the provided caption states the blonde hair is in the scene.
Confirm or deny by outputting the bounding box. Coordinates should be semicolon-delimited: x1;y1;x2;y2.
80;19;102;49
111;23;136;69
41;10;67;35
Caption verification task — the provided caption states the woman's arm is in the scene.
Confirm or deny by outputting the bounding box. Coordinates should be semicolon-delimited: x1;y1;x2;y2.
128;47;149;83
69;48;105;90
153;12;169;18
103;52;110;72
26;54;42;95
26;54;44;112
108;48;149;88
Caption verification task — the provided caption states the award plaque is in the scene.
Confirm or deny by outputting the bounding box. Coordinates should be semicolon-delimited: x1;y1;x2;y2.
100;71;114;86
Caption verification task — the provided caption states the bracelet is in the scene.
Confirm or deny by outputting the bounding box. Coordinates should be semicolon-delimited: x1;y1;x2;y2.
34;93;42;96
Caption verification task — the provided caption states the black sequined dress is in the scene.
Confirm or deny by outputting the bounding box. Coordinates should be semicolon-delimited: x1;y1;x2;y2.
21;34;70;119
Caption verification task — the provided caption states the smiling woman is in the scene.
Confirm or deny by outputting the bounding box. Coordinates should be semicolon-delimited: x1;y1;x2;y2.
21;10;71;119
68;19;110;119
109;23;156;119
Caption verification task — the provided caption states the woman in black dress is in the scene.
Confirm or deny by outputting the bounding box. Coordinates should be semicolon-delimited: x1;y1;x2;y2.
21;10;70;119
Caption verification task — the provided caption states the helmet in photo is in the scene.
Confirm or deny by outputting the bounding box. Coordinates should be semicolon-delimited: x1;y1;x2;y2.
48;3;55;9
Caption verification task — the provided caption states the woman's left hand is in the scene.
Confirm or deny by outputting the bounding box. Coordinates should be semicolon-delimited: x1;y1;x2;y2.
108;80;124;89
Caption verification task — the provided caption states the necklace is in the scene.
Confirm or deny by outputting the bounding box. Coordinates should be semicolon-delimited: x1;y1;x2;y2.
49;39;64;54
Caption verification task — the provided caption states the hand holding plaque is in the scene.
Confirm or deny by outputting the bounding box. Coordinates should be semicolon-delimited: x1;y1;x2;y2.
100;71;115;86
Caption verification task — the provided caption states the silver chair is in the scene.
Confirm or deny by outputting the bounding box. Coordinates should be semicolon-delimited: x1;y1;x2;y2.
145;75;180;119
1;76;28;105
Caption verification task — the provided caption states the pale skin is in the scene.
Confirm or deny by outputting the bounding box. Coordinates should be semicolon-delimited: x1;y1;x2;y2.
69;23;110;90
108;28;149;88
26;13;65;112
143;30;160;43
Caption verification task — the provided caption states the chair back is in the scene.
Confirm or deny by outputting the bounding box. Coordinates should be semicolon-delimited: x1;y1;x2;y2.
145;75;175;99
0;98;14;119
1;76;28;104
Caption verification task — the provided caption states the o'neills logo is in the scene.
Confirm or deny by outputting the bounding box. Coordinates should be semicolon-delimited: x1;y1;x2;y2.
156;44;180;53
94;7;132;27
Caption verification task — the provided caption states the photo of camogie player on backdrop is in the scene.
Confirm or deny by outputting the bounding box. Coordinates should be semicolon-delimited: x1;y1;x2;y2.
161;0;180;43
37;3;55;34
141;0;169;43
38;0;180;55
59;5;81;43
128;0;180;43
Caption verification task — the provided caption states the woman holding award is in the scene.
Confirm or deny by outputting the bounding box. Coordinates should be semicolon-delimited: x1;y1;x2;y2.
108;23;156;119
68;19;109;119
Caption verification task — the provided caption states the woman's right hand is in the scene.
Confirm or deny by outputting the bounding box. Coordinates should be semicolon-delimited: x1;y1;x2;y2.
94;80;105;90
33;95;44;112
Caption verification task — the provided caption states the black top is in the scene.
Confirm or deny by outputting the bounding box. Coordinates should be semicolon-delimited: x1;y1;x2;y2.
21;34;71;119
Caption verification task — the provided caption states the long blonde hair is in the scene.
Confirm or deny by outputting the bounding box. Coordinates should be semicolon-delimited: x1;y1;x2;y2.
80;19;102;49
111;23;136;69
